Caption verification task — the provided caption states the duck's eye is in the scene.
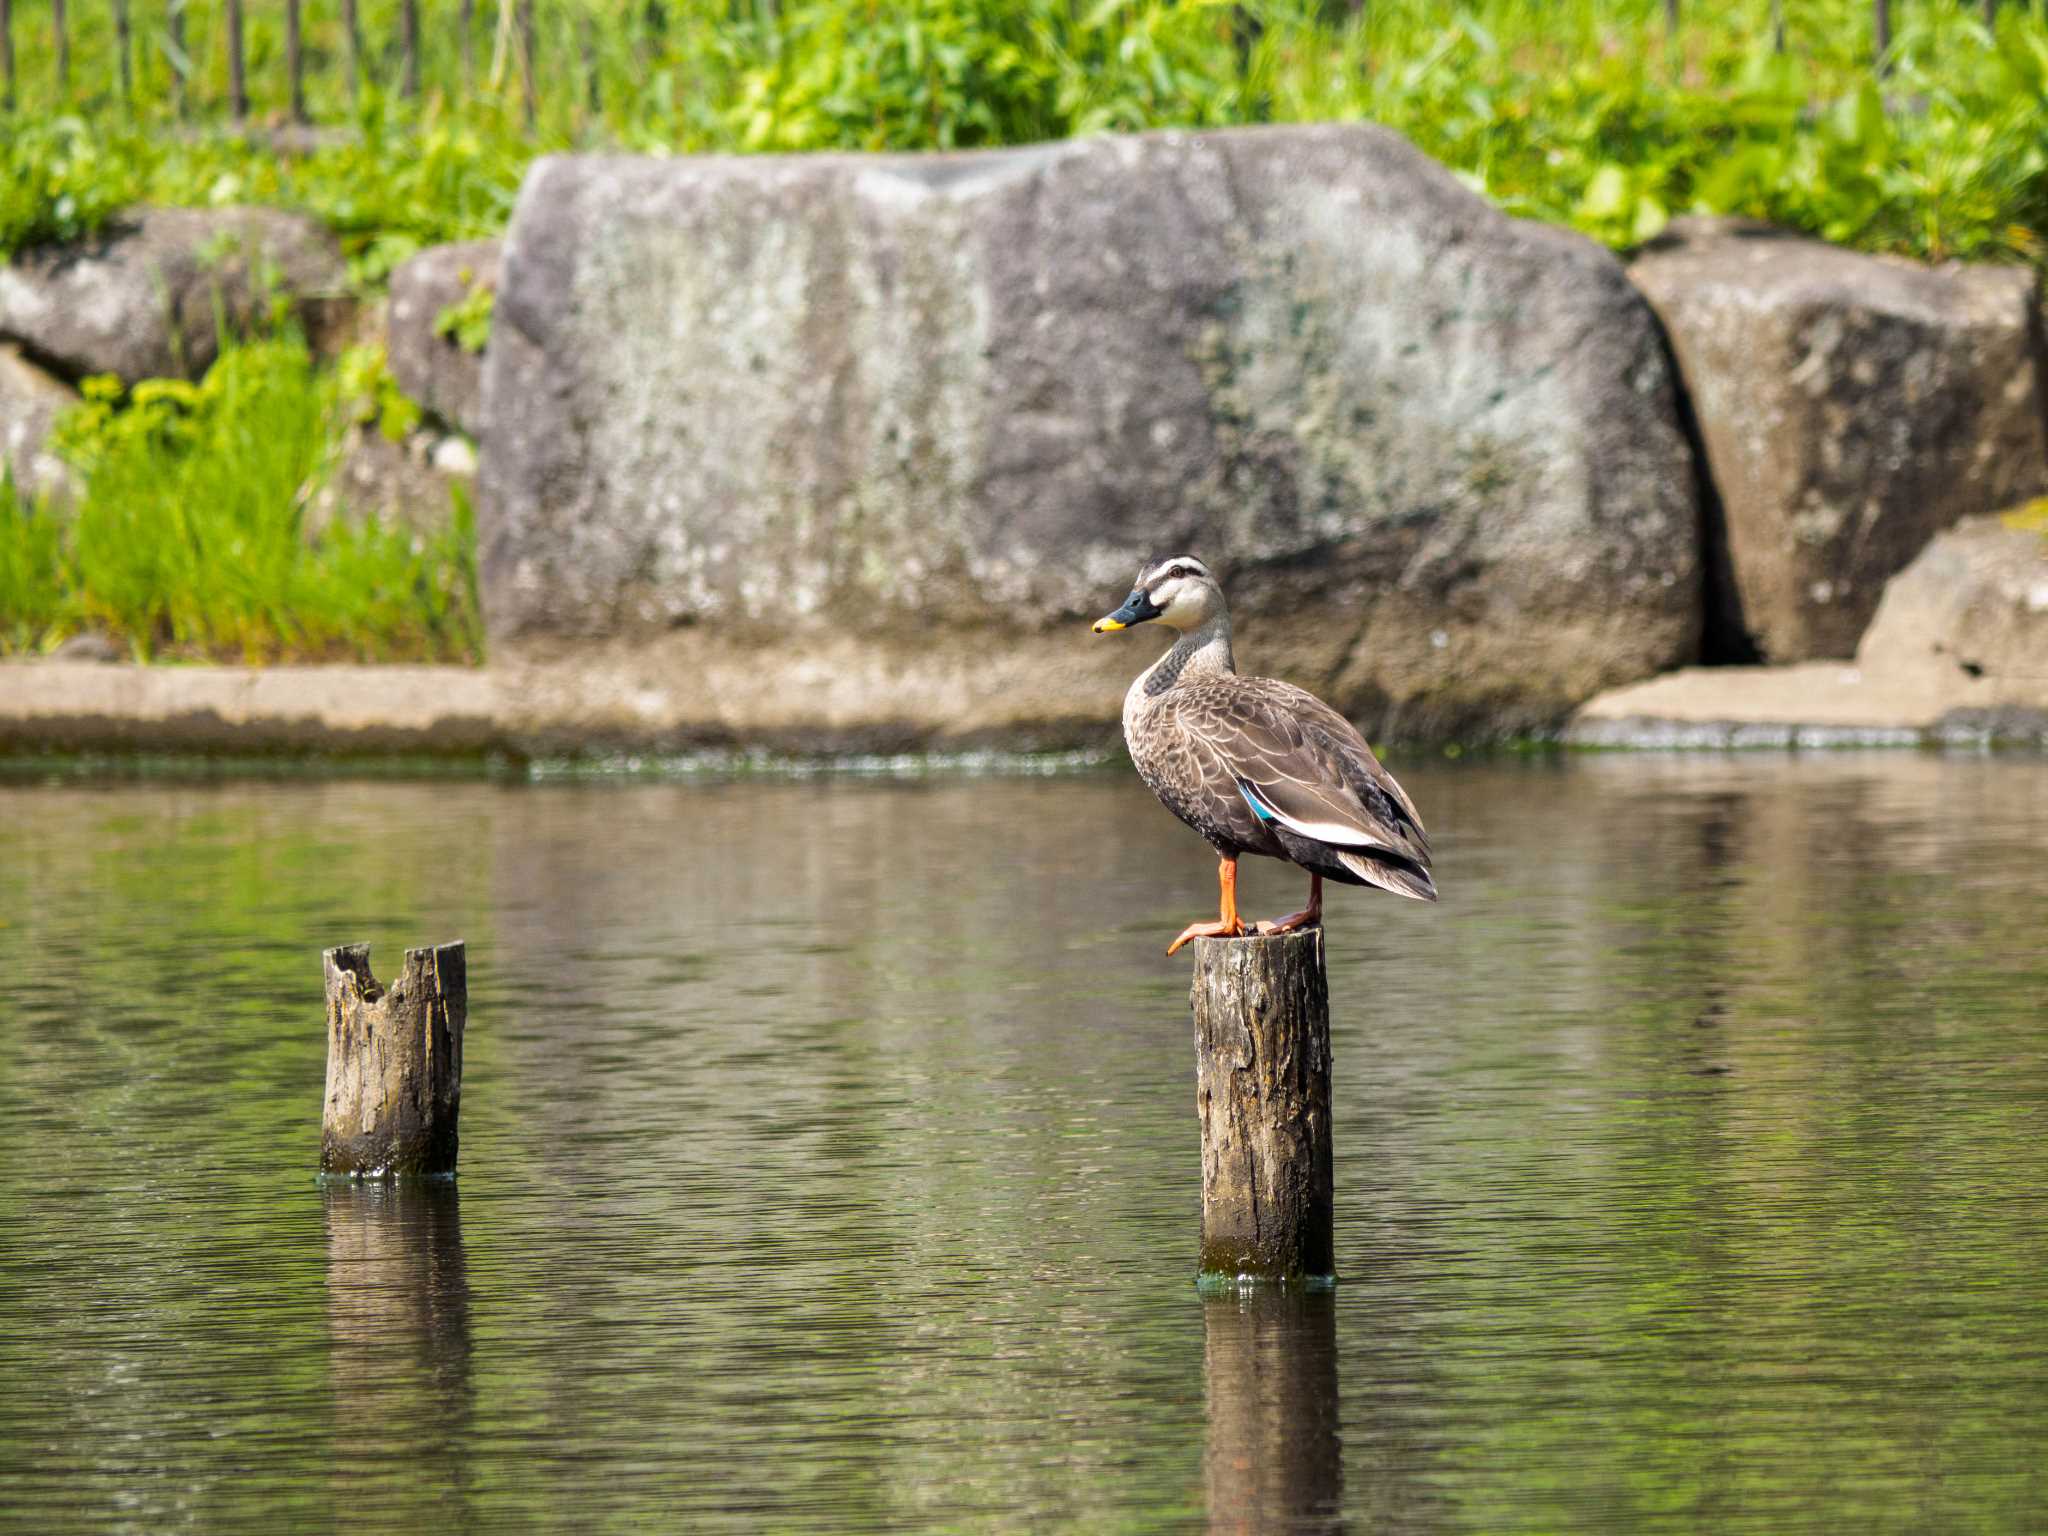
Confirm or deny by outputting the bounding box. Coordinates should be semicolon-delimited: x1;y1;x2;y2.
1168;566;1190;580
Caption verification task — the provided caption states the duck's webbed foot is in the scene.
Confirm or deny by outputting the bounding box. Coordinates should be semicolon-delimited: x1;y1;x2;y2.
1256;874;1324;936
1167;852;1247;956
1166;916;1248;956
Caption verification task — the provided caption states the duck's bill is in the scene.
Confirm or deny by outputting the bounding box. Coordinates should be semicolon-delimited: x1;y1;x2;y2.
1092;590;1161;633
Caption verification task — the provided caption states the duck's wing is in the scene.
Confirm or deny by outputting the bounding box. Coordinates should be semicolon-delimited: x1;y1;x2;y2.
1173;676;1432;870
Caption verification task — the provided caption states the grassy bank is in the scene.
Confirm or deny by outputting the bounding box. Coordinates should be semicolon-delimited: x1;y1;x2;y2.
0;338;483;662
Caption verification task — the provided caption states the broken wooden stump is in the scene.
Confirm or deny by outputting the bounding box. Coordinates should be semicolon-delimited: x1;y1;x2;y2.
1190;929;1334;1284
321;941;466;1178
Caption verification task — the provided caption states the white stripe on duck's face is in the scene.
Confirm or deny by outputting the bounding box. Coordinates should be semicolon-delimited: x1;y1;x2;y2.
1136;556;1221;631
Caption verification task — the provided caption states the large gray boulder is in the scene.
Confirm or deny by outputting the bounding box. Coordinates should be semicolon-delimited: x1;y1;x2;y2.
480;126;1699;743
1630;217;2048;663
387;239;499;438
0;205;350;385
0;343;78;504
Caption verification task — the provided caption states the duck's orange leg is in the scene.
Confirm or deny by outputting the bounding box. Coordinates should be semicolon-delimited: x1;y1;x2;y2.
1167;854;1249;955
1260;873;1323;935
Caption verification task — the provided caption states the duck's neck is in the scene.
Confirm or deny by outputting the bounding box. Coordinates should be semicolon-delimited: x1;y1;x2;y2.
1141;613;1235;698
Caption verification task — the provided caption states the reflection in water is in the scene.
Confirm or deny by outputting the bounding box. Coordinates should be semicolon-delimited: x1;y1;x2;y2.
323;1182;473;1521
1204;1291;1342;1535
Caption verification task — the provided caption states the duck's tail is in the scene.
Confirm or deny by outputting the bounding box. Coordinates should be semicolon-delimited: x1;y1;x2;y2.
1334;848;1439;903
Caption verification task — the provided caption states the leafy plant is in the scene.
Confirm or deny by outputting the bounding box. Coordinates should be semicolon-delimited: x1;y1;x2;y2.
337;343;425;443
6;338;481;664
433;277;497;355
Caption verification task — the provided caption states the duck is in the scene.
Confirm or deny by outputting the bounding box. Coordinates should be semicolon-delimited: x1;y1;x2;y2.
1093;555;1437;955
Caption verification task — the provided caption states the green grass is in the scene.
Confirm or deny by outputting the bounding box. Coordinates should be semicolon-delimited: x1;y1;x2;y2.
0;337;483;663
0;0;2045;270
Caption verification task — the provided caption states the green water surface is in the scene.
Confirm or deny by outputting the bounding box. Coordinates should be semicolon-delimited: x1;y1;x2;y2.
1;754;2044;1533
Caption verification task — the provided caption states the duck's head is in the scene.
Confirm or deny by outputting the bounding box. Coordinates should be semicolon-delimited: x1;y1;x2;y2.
1092;555;1225;635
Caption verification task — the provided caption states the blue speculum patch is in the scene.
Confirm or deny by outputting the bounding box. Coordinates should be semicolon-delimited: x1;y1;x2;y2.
1238;781;1278;822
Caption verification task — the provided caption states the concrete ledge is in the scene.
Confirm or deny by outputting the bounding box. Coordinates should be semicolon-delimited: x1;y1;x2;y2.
1567;661;2048;748
0;663;502;755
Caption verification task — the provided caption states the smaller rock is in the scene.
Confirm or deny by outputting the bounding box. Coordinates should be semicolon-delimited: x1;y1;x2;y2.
0;205;352;387
1630;217;2048;662
50;631;123;663
309;423;473;537
0;343;79;504
1569;508;2048;743
1856;510;2048;690
386;241;499;439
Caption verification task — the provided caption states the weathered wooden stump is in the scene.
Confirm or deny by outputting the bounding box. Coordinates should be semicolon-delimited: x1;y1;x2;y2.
1190;929;1333;1283
321;941;465;1178
1202;1289;1343;1534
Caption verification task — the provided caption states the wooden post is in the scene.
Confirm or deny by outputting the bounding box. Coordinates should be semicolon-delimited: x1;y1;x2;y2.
1203;1290;1343;1533
321;942;466;1178
285;0;305;121
460;0;475;93
1190;930;1334;1284
1874;0;1891;70
1;0;14;112
226;0;246;120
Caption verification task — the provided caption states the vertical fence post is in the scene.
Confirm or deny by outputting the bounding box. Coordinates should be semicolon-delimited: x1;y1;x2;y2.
580;6;599;117
519;0;536;129
51;0;67;99
343;0;364;104
403;0;421;101
286;0;306;120
1874;0;1891;71
1982;0;1996;27
1665;0;1679;33
113;0;132;106
0;0;13;112
226;0;247;119
1771;0;1785;51
168;0;186;116
461;0;475;94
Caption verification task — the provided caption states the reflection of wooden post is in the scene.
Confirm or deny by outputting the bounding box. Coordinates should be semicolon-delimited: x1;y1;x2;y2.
1190;931;1333;1282
1203;1290;1342;1534
321;942;466;1178
324;1180;473;1517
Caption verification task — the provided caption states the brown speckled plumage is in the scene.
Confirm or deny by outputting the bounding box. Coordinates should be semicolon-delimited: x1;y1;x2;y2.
1107;557;1437;906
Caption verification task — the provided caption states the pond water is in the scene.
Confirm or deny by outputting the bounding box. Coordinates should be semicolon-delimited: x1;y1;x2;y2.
2;752;2046;1533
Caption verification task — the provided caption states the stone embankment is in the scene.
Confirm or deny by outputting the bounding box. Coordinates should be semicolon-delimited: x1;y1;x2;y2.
2;123;2045;752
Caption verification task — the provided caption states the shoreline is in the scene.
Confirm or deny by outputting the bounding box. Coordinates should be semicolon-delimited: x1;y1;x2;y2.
4;658;2043;765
